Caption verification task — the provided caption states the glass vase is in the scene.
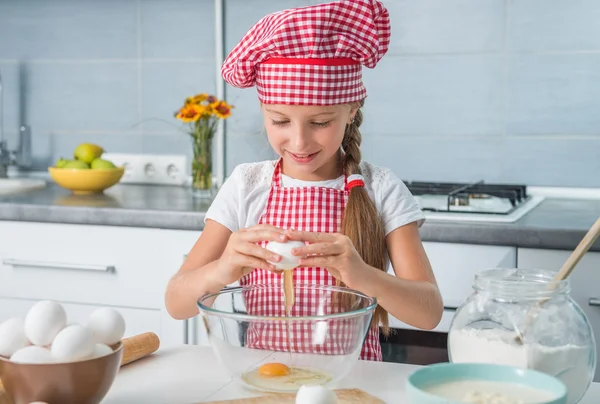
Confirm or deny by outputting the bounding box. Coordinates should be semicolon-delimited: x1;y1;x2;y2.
191;127;214;200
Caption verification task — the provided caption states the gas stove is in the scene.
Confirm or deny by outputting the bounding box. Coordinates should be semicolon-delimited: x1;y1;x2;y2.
404;180;545;223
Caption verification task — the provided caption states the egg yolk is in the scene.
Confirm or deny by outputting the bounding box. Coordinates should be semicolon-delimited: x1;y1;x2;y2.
258;362;290;377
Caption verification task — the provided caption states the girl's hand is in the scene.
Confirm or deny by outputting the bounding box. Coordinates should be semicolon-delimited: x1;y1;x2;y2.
216;224;288;285
286;229;371;289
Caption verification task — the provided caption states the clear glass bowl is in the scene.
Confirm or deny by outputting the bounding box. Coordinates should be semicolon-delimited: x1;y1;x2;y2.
197;283;377;393
447;268;596;404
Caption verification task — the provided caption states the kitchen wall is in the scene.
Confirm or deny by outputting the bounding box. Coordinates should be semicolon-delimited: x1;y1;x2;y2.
1;0;599;188
0;0;216;169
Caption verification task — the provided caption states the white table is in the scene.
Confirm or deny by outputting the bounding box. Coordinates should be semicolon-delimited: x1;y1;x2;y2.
104;345;600;403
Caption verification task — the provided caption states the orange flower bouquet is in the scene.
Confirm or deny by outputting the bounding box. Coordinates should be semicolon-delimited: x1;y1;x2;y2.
175;94;233;197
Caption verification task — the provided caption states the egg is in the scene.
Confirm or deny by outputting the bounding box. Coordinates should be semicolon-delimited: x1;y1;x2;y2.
295;385;338;404
10;346;54;364
87;307;125;345
91;343;113;358
258;362;291;377
0;317;30;358
51;324;94;362
265;240;305;270
24;300;67;346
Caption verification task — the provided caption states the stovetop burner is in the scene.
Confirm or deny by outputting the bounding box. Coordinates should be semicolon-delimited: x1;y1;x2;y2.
403;180;532;215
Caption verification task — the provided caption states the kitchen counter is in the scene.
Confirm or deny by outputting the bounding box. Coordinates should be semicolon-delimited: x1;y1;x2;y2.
103;345;600;403
1;182;600;251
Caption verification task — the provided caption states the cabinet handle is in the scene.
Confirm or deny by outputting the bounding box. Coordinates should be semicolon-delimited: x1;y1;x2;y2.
589;298;600;307
3;259;115;273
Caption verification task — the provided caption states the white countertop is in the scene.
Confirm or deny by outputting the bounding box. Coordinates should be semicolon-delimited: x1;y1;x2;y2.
103;345;600;403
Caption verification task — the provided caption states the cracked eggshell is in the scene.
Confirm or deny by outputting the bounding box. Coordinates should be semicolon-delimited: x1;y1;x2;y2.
265;240;305;270
24;300;67;346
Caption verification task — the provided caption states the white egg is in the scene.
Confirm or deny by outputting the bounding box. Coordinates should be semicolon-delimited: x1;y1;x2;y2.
51;324;94;362
91;343;113;358
87;307;126;345
24;300;67;346
10;346;54;364
0;317;30;358
295;385;338;404
265;240;305;270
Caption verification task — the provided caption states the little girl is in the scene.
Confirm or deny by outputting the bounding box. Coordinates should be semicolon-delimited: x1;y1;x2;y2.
165;0;443;361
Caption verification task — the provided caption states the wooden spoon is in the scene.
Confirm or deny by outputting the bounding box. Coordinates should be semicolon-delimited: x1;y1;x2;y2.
515;216;600;344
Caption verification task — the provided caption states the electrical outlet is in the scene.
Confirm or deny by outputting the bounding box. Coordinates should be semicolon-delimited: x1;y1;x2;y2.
102;153;188;186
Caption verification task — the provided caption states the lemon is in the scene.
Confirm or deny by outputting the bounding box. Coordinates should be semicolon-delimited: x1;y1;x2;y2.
62;160;90;169
90;158;116;169
74;143;104;164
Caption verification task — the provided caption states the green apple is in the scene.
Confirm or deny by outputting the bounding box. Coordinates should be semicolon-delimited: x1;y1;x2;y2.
90;158;116;169
62;160;90;169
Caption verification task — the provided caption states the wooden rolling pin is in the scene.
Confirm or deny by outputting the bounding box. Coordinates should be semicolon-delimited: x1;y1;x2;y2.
0;331;160;404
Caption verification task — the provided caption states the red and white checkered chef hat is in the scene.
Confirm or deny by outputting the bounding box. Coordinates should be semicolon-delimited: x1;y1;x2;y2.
221;0;391;106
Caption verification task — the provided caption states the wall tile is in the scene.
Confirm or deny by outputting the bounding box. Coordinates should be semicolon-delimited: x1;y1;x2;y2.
507;54;600;135
226;132;278;175
140;61;215;132
225;86;263;136
361;55;504;136
141;0;215;59
50;132;147;163
0;62;20;142
27;62;138;134
387;0;505;54
501;137;600;187
508;0;600;51
361;135;505;183
0;0;137;60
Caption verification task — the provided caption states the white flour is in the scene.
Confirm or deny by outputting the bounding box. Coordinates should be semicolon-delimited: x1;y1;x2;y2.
449;328;593;404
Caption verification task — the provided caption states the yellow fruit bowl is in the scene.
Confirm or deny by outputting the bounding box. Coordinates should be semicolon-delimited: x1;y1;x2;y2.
48;166;125;195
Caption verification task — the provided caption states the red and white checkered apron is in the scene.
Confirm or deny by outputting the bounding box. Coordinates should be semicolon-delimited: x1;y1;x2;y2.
240;159;382;361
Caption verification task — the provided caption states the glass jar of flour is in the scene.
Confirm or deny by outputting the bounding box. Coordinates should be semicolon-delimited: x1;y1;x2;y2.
448;268;596;404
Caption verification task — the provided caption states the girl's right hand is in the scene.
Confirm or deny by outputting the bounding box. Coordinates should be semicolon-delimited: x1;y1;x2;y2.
215;224;287;285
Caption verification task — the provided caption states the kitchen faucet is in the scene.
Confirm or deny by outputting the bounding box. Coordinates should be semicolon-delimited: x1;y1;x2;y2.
0;66;32;179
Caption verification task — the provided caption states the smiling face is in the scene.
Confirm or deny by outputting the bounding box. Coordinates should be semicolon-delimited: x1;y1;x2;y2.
262;103;357;181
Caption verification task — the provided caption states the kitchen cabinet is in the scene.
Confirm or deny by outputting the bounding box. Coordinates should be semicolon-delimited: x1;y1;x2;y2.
386;242;517;332
0;221;201;348
517;248;600;382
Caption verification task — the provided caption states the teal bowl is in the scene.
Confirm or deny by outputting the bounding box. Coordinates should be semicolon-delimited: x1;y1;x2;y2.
406;362;567;404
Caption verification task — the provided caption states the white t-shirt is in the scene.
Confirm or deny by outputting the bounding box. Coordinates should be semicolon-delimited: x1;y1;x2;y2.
204;160;425;235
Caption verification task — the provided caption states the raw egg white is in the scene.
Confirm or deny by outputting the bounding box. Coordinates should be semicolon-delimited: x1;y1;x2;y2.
295;385;338;404
92;343;113;358
10;346;54;364
0;317;29;358
265;240;305;270
24;300;67;346
87;307;126;345
51;324;94;362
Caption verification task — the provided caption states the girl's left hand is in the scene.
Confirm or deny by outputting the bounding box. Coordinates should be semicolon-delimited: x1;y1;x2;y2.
285;229;370;288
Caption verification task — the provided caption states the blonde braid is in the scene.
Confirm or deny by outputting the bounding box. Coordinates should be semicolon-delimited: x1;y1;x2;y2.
340;100;390;335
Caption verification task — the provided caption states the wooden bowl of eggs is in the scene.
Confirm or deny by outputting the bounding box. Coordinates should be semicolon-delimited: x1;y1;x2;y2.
0;300;126;404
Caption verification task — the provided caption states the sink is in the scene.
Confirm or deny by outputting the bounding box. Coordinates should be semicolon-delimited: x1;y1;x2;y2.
0;178;46;195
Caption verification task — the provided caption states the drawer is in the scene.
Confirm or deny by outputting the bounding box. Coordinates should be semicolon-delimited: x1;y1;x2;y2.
0;221;172;309
0;297;162;340
387;242;517;309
